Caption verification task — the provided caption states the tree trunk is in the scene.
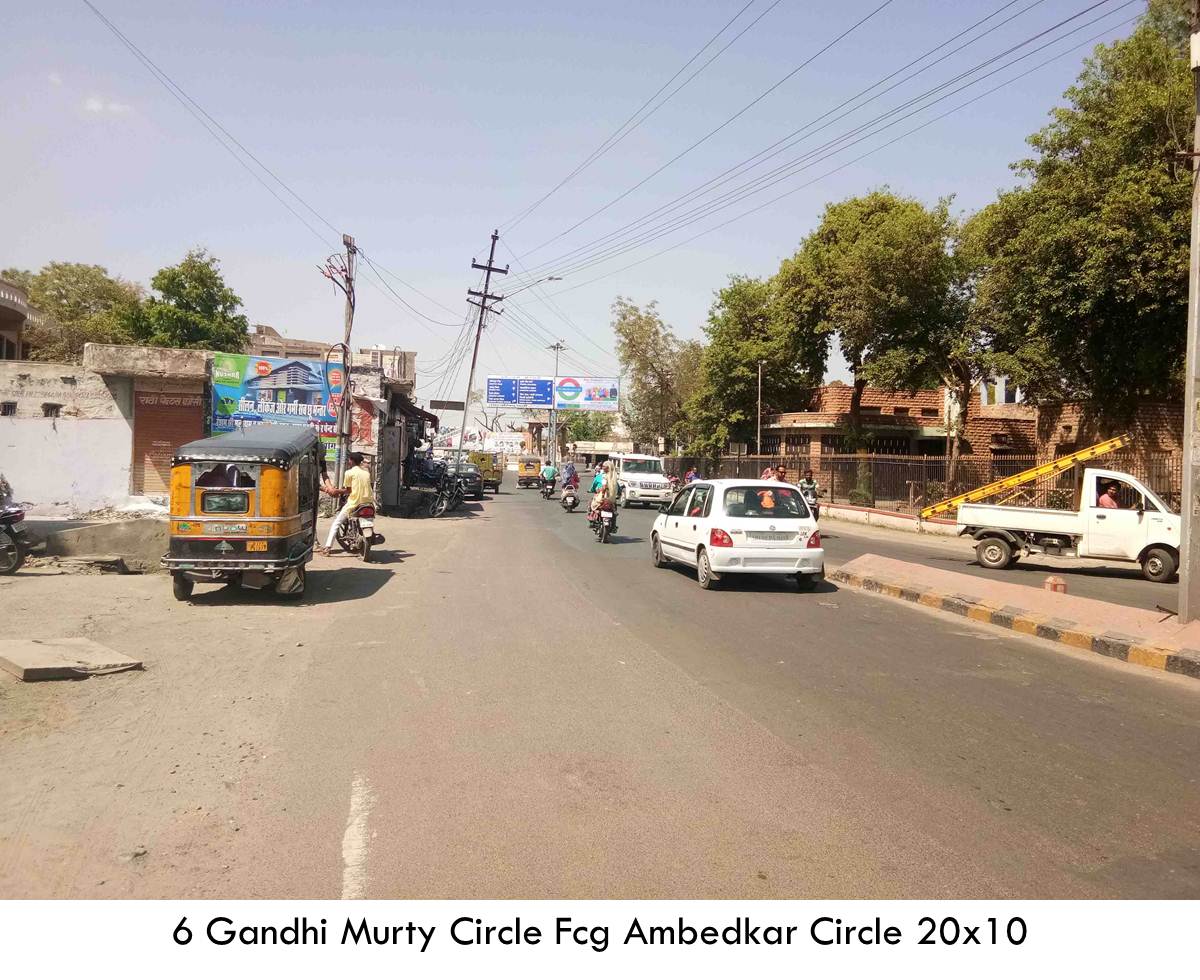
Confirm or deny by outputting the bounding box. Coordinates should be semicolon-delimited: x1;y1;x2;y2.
946;378;971;489
848;365;867;451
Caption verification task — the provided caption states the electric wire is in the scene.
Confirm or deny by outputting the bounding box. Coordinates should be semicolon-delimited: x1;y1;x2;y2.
512;0;1133;284
501;0;779;232
517;0;899;259
542;12;1144;298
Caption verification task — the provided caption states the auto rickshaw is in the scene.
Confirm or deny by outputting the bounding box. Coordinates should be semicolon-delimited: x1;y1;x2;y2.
517;454;541;488
163;425;322;601
468;450;504;492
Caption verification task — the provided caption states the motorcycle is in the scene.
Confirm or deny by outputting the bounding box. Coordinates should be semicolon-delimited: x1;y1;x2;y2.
589;500;617;543
801;485;820;521
560;483;579;512
540;478;556;500
0;504;34;575
335;504;385;561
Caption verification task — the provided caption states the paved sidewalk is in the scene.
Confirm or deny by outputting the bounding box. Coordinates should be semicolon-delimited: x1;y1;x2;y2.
832;554;1200;681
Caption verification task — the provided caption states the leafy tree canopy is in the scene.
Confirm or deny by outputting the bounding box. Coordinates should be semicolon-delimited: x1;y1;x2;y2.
3;262;141;363
972;7;1191;417
612;297;698;449
131;249;250;353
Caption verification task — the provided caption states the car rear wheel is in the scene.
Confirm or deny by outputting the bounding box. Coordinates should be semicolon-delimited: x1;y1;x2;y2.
975;536;1012;569
171;573;194;601
793;573;818;591
697;548;720;590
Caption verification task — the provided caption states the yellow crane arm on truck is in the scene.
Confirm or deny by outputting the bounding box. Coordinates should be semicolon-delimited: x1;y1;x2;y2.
920;434;1131;520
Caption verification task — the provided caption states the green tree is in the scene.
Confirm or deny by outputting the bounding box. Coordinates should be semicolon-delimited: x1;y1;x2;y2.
611;298;697;450
5;262;141;363
971;5;1191;418
561;411;614;444
131;249;250;352
781;190;953;448
683;274;828;457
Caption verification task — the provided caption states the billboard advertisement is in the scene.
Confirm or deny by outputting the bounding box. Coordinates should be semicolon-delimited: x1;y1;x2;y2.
210;352;343;459
554;376;620;412
485;376;553;407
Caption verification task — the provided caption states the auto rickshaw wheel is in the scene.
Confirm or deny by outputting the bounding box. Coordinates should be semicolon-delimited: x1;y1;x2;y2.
172;573;194;601
276;565;306;598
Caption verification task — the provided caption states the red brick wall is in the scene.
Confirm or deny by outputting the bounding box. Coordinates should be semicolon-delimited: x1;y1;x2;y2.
1037;401;1183;457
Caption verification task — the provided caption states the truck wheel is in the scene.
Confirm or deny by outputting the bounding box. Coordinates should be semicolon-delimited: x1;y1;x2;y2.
172;574;194;601
975;536;1012;569
1142;546;1177;583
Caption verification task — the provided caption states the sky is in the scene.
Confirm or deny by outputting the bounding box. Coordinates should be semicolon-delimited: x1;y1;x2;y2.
2;0;1141;407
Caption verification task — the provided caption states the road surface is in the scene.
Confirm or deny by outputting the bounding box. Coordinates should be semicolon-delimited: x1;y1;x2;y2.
2;488;1198;899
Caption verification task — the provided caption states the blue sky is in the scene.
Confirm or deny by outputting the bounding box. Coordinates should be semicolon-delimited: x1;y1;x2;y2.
3;0;1139;399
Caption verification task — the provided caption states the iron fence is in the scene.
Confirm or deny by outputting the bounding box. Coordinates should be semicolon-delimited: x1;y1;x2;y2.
665;452;1182;516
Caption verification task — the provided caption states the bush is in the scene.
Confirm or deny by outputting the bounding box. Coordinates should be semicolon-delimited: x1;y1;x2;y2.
848;488;873;506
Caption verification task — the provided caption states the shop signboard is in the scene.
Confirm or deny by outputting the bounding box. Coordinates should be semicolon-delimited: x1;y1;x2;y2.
210;352;342;459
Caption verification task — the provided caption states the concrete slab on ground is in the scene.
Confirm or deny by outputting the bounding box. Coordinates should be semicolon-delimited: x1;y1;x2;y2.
832;553;1200;681
43;518;167;573
0;637;143;681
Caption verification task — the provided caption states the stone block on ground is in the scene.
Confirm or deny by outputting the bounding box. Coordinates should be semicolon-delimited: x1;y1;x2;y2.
43;518;167;573
0;638;143;682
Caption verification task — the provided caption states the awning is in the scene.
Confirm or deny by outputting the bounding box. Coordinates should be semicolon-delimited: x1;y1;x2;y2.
393;393;439;429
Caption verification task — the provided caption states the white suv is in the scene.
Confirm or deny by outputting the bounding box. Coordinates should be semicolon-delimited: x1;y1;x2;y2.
613;453;673;507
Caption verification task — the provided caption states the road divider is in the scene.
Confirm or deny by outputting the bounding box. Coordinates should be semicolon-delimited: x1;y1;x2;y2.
830;554;1200;682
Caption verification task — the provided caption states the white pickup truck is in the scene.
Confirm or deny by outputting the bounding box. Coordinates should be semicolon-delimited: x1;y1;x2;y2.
957;467;1180;582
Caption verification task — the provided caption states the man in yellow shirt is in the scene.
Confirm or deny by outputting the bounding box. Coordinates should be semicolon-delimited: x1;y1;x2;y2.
320;452;374;554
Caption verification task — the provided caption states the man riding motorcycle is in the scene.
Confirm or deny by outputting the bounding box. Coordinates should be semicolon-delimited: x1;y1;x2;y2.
539;459;558;496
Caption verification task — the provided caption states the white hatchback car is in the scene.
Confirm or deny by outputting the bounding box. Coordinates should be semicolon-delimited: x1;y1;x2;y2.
650;479;824;590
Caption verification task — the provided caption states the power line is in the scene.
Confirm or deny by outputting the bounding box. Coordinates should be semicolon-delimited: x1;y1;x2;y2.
518;0;898;260
513;0;1133;284
508;0;1051;284
540;12;1143;298
82;0;464;338
501;0;780;232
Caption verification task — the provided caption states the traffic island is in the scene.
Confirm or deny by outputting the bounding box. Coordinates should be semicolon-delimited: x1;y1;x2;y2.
830;554;1200;681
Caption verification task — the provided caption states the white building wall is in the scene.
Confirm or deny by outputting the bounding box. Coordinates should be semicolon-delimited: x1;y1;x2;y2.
0;362;135;515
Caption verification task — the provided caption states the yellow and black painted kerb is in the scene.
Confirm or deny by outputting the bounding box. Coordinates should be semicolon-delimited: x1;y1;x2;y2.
830;570;1200;682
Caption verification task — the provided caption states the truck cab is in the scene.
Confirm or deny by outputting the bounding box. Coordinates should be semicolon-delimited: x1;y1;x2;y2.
1078;468;1178;566
611;453;673;508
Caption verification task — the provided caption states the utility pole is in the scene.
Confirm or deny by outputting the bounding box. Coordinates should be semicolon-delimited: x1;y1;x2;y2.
756;360;764;456
1181;1;1200;622
547;341;567;465
320;234;356;484
460;230;508;463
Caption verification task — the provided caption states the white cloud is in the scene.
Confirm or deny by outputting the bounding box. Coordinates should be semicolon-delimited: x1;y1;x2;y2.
83;96;132;115
47;72;63;86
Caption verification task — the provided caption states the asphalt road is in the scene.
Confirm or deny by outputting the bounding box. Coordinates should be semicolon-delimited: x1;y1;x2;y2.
817;517;1175;612
3;487;1199;898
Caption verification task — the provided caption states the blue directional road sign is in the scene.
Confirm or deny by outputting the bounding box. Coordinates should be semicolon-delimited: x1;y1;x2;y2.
485;376;554;407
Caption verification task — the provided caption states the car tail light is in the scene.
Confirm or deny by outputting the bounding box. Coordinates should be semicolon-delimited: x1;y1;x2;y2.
356;505;376;518
710;528;733;548
806;529;821;548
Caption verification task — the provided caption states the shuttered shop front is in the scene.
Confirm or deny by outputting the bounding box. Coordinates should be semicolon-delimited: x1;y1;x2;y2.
132;390;205;494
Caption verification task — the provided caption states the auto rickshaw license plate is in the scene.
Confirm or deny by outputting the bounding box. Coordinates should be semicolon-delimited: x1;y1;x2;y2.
246;540;268;552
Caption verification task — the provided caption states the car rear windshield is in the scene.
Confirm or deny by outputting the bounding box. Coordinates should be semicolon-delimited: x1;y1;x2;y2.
622;459;663;475
201;490;250;514
723;486;810;519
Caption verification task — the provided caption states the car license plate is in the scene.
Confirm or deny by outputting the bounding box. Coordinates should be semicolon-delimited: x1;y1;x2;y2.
246;540;268;552
747;531;793;541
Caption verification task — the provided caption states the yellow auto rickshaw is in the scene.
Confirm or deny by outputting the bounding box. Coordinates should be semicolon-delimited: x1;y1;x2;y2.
517;454;541;488
468;450;504;493
163;425;322;600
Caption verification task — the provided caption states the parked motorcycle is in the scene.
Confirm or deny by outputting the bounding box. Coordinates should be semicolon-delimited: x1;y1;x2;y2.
560;484;579;512
335;504;385;561
0;504;34;575
589;500;617;543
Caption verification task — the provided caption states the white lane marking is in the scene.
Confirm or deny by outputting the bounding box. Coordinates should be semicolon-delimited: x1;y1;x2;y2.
341;771;375;899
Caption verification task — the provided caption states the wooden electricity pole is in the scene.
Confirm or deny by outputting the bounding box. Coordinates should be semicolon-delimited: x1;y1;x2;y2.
459;230;508;461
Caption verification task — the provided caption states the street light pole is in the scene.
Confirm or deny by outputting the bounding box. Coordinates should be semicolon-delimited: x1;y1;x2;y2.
756;360;764;456
1180;0;1200;622
547;341;567;465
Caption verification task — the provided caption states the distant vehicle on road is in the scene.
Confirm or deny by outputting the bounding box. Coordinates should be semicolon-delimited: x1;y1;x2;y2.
958;467;1180;582
444;460;485;500
516;455;541;488
612;452;673;508
650;479;824;591
468;451;503;492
